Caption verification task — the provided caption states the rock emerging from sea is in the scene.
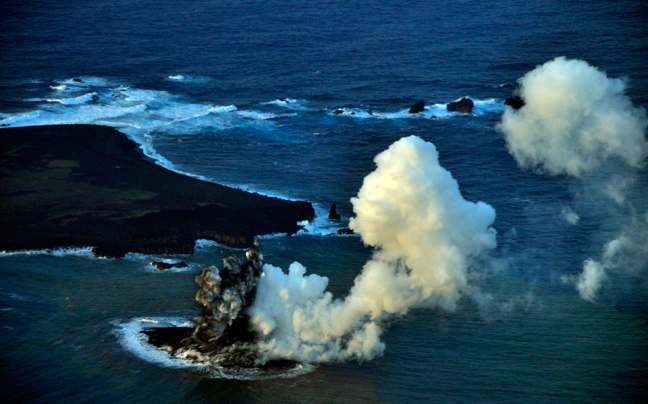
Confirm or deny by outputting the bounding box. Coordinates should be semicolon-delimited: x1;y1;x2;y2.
150;261;188;271
504;95;525;110
408;101;426;114
328;203;341;220
142;241;270;367
447;97;474;114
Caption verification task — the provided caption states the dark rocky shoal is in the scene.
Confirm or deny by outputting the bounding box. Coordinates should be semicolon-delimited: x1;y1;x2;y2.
0;124;315;257
142;326;298;369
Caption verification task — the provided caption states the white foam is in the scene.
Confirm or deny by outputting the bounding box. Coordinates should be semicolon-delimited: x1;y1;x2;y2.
0;102;149;128
257;233;289;240
166;75;212;84
103;86;165;103
0;82;246;187
381;104;453;119
295;203;352;237
194;239;246;252
46;92;97;105
58;77;115;88
327;99;504;120
262;98;310;110
114;317;206;369
202;362;316;380
0;110;43;126
234;110;279;120
50;84;71;92
0;246;96;258
327;107;377;118
0;78;343;211
122;253;198;273
114;317;316;379
472;98;505;115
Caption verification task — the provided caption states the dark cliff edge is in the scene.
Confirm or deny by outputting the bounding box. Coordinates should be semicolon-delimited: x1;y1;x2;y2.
0;124;315;257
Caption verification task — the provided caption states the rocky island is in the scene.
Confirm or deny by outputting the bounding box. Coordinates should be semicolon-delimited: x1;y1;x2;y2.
0;124;314;257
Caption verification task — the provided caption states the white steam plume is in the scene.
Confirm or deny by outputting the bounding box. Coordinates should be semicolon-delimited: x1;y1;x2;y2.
498;56;647;177
248;136;497;363
576;260;607;303
499;57;648;303
561;206;580;225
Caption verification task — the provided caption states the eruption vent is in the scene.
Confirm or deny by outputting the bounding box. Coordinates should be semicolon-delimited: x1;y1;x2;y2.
193;240;263;347
248;136;497;363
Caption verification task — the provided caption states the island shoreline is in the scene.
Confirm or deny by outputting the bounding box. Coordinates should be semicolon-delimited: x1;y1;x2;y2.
0;124;315;258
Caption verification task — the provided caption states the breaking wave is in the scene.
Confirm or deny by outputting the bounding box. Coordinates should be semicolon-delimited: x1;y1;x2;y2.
326;98;504;119
115;317;316;380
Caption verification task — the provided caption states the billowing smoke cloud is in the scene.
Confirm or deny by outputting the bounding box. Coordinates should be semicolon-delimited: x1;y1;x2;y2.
248;136;497;363
498;56;647;177
499;57;648;302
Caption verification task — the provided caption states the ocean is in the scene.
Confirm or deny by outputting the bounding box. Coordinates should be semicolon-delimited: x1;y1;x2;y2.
1;0;648;402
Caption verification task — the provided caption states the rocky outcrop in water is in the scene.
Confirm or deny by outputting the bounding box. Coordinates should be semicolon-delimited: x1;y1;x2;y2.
504;95;525;110
141;242;275;368
408;101;425;114
150;261;188;271
447;97;474;114
329;203;341;220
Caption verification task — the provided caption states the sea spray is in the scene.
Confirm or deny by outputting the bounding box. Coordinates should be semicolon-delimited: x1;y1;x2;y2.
498;57;648;302
248;136;497;363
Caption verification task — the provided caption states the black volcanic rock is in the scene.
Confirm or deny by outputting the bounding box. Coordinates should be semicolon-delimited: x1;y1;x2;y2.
447;98;474;114
329;203;341;220
140;243;303;369
504;95;525;110
193;242;263;348
150;261;188;271
0;125;315;257
408;101;425;114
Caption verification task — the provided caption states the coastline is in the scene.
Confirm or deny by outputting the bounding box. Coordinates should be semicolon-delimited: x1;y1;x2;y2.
0;124;315;258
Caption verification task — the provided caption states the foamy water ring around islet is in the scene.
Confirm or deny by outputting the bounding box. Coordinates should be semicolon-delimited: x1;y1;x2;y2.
114;317;317;380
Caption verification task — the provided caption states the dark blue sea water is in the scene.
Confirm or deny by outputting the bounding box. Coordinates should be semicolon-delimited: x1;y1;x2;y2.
1;1;648;402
